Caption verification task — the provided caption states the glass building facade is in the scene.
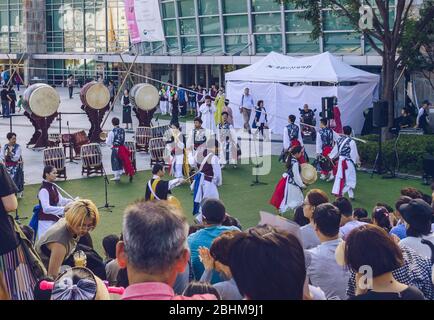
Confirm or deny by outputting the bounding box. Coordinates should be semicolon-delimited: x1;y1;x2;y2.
0;0;23;53
0;0;397;85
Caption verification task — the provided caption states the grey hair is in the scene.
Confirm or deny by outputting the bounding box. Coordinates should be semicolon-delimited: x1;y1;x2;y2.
122;200;189;274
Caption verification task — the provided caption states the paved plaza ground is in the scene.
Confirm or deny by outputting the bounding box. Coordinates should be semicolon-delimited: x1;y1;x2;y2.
0;86;316;185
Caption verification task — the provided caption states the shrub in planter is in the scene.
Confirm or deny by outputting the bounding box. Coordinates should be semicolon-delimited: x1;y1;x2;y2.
357;135;434;174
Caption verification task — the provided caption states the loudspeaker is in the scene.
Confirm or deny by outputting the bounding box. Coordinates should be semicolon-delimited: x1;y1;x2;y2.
321;97;334;120
373;101;388;128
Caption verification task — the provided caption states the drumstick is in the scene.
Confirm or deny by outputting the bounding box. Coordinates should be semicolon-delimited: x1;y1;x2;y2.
184;170;202;182
51;182;76;200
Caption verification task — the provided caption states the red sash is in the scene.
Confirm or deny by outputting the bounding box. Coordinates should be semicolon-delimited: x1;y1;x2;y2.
269;176;287;209
113;145;135;177
321;146;334;174
337;159;348;197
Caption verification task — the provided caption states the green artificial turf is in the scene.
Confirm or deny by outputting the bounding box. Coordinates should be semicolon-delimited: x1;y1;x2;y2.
17;156;431;255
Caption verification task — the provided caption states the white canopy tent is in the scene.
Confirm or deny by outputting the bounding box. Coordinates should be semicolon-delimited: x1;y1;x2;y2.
225;51;380;134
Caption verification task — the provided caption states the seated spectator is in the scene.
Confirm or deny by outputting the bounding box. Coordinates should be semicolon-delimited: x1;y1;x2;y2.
334;197;366;240
390;196;412;240
198;230;243;300
399;199;434;258
345;224;425;300
51;267;110;300
35;199;100;279
222;214;242;230
372;206;393;232
293;205;309;227
300;189;328;249
306;203;350;300
353;208;368;222
376;202;394;215
117;200;216;300
183;281;221;299
401;187;423;200
188;199;240;283
227;225;306;300
103;234;120;286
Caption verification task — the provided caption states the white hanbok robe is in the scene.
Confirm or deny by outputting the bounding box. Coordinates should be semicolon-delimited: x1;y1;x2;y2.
199;103;217;134
279;158;305;212
330;137;359;197
283;122;304;150
37;185;72;239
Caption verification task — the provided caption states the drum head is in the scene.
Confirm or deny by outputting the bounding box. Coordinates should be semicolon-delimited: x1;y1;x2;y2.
133;84;159;111
85;83;110;109
29;85;60;117
300;163;317;185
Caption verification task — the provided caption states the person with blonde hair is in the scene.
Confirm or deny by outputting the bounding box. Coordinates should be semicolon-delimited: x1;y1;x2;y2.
35;199;100;279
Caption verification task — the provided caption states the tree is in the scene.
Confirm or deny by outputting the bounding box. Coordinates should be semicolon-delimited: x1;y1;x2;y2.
278;0;434;130
400;0;434;90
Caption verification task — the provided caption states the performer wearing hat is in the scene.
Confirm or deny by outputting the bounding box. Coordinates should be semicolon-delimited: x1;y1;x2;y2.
191;143;222;217
282;115;306;164
198;95;216;134
37;165;73;239
164;123;188;179
316;118;339;181
0;132;24;198
270;145;306;214
145;164;184;201
218;111;239;169
105;117;135;182
329;126;360;200
187;117;207;166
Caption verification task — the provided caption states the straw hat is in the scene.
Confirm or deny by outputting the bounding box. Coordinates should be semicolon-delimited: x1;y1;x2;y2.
300;163;317;185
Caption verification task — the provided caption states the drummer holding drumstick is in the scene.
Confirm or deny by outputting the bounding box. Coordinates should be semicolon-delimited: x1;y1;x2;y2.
37;165;73;239
316;118;339;181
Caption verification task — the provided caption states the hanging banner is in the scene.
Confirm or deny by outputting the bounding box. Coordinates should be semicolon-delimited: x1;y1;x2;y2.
124;0;165;43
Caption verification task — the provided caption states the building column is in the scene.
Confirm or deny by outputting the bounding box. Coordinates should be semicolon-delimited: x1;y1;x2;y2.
176;64;183;85
23;0;48;85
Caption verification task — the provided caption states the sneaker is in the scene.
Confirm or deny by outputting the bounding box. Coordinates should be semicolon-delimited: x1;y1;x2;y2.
320;174;327;180
110;177;120;181
326;175;335;182
233;165;237;169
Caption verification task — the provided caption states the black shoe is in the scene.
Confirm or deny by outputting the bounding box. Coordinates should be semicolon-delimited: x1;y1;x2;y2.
129;176;133;183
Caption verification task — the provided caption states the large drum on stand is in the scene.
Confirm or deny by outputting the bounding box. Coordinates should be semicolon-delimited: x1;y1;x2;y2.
23;84;60;148
80;81;110;143
131;83;159;127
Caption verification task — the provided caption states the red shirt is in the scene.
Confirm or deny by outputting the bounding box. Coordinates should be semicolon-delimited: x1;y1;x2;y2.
121;282;217;300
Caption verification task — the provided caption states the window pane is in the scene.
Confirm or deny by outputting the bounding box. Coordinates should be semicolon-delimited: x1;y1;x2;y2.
178;0;195;17
286;33;319;53
166;37;180;54
162;2;175;18
255;34;282;53
181;36;198;53
201;36;222;53
222;0;247;14
254;13;281;33
323;10;354;31
199;0;219;15
224;15;248;34
285;12;313;32
200;16;220;34
180;18;196;35
324;32;361;54
0;11;9;32
252;0;281;12
225;35;248;54
164;20;177;36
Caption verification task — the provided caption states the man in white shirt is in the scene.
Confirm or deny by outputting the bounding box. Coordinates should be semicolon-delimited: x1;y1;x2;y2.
334;197;366;240
199;95;216;134
399;199;434;258
306;203;350;300
240;88;254;133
